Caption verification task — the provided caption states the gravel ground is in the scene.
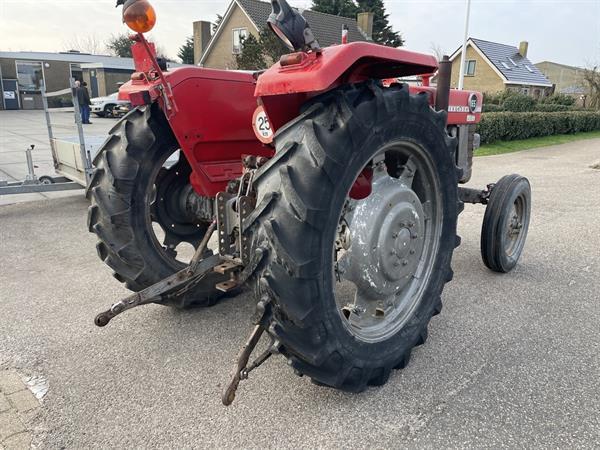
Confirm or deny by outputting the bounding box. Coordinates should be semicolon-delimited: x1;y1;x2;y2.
0;139;599;449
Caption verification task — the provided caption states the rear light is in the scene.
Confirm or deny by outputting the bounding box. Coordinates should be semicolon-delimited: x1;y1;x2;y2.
122;0;156;33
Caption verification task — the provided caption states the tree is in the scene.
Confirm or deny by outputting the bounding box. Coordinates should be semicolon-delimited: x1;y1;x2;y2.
235;34;267;70
583;66;600;109
106;33;169;60
356;0;403;47
235;27;290;70
311;0;358;17
63;34;104;54
259;27;290;64
106;33;133;58
212;14;223;34
178;36;194;64
311;0;404;47
429;42;445;62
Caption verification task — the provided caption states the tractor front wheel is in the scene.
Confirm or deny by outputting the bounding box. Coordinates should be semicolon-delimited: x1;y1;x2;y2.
87;104;226;307
481;174;531;273
249;82;462;391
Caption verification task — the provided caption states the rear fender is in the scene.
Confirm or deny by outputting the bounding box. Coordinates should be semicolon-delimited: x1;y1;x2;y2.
256;42;438;129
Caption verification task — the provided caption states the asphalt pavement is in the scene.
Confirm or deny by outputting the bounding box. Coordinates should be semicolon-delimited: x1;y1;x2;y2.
0;139;599;448
0;110;115;206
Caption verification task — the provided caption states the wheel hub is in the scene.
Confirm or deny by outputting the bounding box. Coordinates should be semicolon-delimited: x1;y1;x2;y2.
340;167;425;300
149;156;211;260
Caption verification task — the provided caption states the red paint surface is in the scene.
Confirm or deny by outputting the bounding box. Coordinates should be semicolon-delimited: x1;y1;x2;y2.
255;42;438;96
119;39;481;199
119;66;271;196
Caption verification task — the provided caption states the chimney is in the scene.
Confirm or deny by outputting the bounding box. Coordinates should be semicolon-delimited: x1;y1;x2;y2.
193;21;212;65
357;12;374;40
518;41;528;58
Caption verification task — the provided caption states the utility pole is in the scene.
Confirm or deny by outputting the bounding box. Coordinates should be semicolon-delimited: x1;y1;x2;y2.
457;0;472;90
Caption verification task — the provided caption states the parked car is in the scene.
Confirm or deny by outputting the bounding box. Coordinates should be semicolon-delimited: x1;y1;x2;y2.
90;93;129;118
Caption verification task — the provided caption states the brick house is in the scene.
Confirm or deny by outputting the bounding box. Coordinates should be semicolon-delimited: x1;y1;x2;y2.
448;38;553;98
194;0;373;69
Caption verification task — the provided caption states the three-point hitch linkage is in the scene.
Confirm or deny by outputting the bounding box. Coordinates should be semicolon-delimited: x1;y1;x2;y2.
94;155;275;405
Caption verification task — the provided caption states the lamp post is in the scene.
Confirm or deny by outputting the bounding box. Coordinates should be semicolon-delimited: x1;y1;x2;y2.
457;0;472;90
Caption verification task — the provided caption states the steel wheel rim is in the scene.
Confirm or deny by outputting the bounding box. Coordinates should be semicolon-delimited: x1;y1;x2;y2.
144;149;211;267
333;141;443;343
505;194;526;257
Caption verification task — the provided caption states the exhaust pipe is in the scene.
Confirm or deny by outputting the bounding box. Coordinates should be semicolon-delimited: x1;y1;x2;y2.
435;55;451;112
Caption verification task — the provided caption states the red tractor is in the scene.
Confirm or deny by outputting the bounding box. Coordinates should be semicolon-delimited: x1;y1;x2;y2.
90;0;531;405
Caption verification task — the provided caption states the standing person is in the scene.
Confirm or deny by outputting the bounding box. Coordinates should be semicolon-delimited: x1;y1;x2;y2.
73;80;85;123
80;81;92;125
78;82;92;124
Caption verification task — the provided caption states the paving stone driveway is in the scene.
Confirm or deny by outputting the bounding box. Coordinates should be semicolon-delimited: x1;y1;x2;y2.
0;370;42;449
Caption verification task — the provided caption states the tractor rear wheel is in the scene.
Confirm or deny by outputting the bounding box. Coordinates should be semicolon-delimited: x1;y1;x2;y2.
87;104;226;308
249;82;462;391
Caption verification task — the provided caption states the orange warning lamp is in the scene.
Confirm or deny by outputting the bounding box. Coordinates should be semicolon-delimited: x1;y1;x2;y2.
121;0;156;33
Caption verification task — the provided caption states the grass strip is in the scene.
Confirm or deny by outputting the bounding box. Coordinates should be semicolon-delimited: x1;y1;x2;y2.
476;131;600;156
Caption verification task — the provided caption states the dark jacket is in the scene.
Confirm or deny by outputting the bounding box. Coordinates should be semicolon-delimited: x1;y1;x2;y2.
77;86;91;106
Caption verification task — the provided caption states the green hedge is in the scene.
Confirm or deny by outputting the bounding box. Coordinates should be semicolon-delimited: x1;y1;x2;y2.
532;104;572;112
502;94;536;112
482;104;505;113
482;103;574;113
477;111;600;144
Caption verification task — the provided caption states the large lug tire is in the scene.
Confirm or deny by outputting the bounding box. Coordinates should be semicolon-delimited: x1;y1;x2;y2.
87;104;226;308
481;174;531;273
249;82;462;391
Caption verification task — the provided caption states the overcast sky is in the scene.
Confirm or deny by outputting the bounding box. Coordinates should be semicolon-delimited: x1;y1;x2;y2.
0;0;598;67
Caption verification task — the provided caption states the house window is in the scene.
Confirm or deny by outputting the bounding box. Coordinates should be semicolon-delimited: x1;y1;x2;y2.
521;87;530;96
232;28;248;54
16;61;44;91
464;60;476;76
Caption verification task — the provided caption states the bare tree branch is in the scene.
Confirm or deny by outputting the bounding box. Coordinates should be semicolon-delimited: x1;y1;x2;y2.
62;34;104;54
429;42;445;62
583;65;600;109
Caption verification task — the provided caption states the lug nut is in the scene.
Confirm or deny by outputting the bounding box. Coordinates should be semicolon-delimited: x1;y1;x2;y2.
402;260;408;266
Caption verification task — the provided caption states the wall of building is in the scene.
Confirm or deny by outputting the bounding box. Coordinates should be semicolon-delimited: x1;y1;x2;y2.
202;4;258;69
535;62;587;94
103;70;132;96
1;55;135;109
0;58;76;92
0;57;79;110
450;45;505;93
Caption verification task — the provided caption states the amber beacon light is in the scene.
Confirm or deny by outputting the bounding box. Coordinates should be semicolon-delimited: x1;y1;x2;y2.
120;0;157;33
